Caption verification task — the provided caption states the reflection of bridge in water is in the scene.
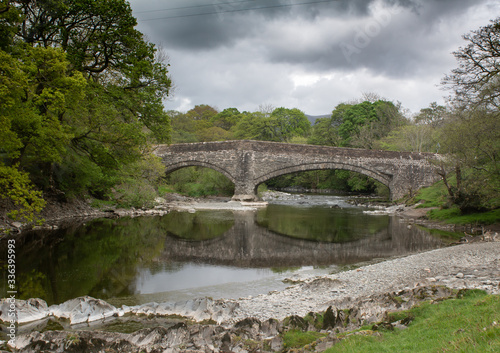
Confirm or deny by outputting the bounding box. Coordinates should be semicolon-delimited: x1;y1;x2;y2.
161;212;443;268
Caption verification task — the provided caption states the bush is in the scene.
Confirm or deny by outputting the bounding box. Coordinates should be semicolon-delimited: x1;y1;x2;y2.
114;180;157;208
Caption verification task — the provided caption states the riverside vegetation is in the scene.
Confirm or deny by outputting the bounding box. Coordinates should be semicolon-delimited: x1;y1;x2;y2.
1;3;499;352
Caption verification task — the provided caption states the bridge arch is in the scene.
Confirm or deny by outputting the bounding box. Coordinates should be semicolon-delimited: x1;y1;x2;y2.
253;162;392;192
164;160;237;185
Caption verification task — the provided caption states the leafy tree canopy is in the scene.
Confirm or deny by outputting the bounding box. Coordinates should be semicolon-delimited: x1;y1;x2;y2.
0;0;172;222
309;99;405;149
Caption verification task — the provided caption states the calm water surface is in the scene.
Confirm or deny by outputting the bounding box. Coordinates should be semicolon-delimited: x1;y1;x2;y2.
1;195;451;306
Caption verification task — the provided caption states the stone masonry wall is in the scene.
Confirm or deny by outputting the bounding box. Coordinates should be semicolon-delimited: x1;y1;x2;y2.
154;140;440;200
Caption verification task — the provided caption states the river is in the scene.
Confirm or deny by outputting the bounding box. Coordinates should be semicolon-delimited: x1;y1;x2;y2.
0;194;452;309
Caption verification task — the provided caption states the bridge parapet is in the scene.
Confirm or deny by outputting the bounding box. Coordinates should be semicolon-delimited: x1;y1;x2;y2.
154;140;440;201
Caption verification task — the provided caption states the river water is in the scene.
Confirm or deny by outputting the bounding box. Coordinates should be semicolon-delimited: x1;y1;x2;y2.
1;195;451;307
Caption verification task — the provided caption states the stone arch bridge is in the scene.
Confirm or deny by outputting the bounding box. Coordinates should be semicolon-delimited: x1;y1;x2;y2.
154;140;440;201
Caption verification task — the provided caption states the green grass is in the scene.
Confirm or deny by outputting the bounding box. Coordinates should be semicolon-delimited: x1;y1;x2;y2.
428;208;500;225
412;180;449;208
282;330;327;349
325;291;500;353
411;179;500;225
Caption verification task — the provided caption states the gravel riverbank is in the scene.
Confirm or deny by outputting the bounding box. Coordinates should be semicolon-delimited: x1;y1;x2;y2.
5;241;499;353
229;241;500;324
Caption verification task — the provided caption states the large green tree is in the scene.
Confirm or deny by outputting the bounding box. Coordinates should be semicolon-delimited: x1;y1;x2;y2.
310;100;405;149
232;107;311;142
377;103;447;153
304;99;405;195
0;0;172;221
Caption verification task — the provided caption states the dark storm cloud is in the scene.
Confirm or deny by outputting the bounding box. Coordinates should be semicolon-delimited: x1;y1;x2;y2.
131;0;425;51
258;0;486;76
128;0;496;115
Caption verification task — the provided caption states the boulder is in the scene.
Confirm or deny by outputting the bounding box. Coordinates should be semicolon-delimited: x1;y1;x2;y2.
49;296;117;324
0;298;49;324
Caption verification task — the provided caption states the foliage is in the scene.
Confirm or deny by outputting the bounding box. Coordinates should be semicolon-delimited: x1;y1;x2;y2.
299;99;405;195
436;18;500;213
232;111;269;140
377;124;433;153
377;103;447;153
412;178;499;225
436;110;499;212
211;107;243;130
0;0;172;218
165;167;234;197
313;100;405;149
232;108;311;142
269;107;311;142
308;116;341;146
0;163;46;222
325;291;500;353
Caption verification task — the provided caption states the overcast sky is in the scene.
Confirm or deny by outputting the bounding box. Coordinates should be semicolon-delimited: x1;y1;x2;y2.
128;0;499;116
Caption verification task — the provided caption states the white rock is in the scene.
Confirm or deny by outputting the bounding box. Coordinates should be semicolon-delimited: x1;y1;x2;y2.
49;296;117;325
0;298;49;324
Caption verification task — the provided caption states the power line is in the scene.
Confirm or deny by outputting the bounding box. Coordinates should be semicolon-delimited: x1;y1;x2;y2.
134;0;259;15
136;0;340;22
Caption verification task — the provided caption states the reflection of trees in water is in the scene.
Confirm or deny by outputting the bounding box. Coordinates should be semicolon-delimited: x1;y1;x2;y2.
4;217;168;304
3;211;235;304
2;206;446;305
256;204;389;242
162;210;234;241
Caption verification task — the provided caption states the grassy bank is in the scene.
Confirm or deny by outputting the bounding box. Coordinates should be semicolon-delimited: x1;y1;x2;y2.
280;290;500;352
410;180;499;227
323;290;499;352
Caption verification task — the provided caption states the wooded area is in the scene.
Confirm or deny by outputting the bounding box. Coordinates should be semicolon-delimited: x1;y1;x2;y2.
1;1;498;222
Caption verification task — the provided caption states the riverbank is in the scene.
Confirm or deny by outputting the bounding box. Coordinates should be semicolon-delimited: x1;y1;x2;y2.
3;241;499;352
1;191;498;237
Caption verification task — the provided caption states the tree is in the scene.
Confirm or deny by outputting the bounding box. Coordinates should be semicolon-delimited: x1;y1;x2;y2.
13;0;172;144
270;107;311;142
232;112;268;140
211;107;242;131
442;17;500;110
0;0;173;220
308;116;341;146
231;108;311;142
414;102;448;127
438;18;500;212
377;103;447;153
437;109;499;212
312;100;405;149
186;105;218;121
377;124;433;153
